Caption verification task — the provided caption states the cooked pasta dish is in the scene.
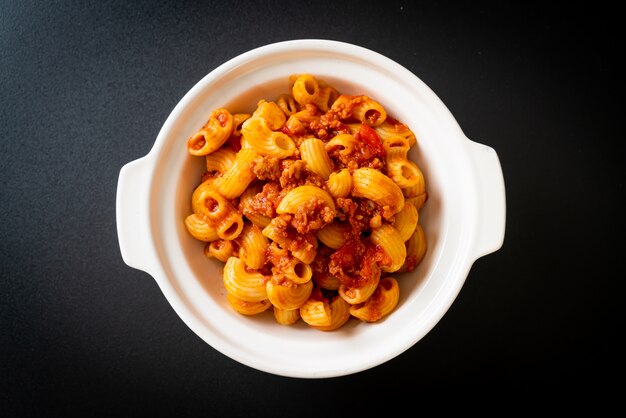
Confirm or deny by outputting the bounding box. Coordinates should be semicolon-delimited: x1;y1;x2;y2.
184;74;427;330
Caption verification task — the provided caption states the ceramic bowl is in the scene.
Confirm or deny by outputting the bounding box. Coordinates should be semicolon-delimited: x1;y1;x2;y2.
116;39;506;378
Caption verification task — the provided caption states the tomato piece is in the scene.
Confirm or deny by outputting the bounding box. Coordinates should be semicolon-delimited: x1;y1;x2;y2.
357;123;385;157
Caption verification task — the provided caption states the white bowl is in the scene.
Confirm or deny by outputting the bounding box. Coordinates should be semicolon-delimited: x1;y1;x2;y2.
116;39;505;378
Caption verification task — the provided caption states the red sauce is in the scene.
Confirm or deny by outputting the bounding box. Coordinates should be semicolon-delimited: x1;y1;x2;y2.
403;255;417;273
335;197;383;235
265;243;295;285
356;123;385;158
311;246;334;285
310;108;352;140
287;232;317;257
204;197;219;213
216;111;229;127
328;237;389;289
309;286;326;302
247;182;281;218
291;198;334;234
385;115;401;126
191;136;206;150
279;159;307;188
224;135;242;152
326;125;385;170
363;285;384;320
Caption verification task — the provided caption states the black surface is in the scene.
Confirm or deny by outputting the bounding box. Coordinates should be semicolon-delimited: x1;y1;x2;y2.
1;0;620;415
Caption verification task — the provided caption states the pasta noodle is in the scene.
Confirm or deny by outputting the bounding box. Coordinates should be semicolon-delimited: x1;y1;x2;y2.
266;280;313;310
215;149;257;199
273;306;301;325
204;239;238;262
398;224;427;273
187;108;234;156
276;94;298;116
241;117;295;158
231;113;251;137
222;257;268;302
205;148;237;175
227;293;272;316
370;224;407;272
313;273;341;291
374;118;417;147
299;298;332;327
316;221;350;250
349;277;400;322
239;184;272;228
238;223;268;269
300;138;334;180
325;168;352;198
393;202;419;242
276;185;336;215
184;214;219;242
352;168;404;218
291;73;338;112
183;74;428;330
311;296;351;331
339;272;380;304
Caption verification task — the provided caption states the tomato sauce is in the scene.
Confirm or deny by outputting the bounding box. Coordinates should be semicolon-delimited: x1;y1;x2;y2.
328;236;390;289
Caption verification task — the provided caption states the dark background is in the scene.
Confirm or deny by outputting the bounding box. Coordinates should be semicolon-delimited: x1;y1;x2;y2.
1;0;620;415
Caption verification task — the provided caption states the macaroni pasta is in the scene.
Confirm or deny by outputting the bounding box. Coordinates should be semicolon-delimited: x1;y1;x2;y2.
184;74;428;330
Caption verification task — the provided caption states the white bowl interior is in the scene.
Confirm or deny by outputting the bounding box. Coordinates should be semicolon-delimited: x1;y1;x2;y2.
146;41;476;377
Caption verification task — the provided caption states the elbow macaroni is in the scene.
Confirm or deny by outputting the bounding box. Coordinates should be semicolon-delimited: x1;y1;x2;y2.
299;298;332;327
352;168;405;218
291;73;338;112
273;306;301;325
238;223;268;270
227;293;272;316
393;202;419;242
215;149;257;199
241;117;296;158
205;148;237;175
316;222;350;249
266;280;313;310
240;184;272;228
300;138;334;180
370;224;407;273
350;277;400;322
276;185;336;215
326;168;352;198
183;74;428;330
187;108;234;156
223;257;268;303
312;296;351;331
204;239;238;262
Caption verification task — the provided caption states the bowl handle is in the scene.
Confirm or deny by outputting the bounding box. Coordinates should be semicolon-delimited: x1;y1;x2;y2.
116;155;158;275
467;140;506;260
